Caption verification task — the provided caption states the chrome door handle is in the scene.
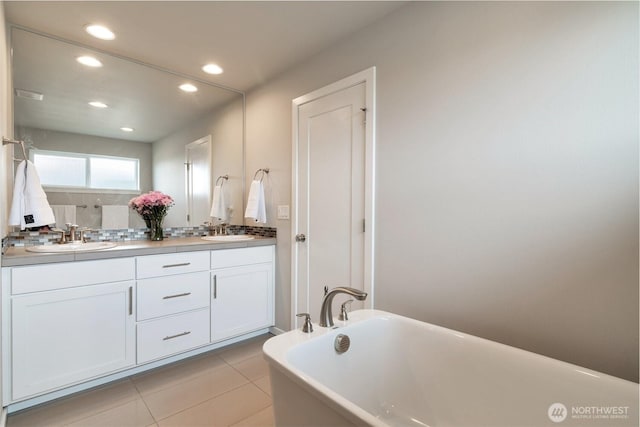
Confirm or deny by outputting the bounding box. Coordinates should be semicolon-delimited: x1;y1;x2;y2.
295;233;306;242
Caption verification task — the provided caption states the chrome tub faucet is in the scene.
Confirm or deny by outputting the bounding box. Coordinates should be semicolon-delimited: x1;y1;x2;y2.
319;286;367;328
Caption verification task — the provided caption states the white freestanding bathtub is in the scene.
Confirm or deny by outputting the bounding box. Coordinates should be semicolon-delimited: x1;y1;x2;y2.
263;310;638;427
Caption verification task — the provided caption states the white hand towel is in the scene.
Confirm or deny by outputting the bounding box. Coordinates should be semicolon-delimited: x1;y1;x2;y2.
9;160;55;230
210;185;227;221
51;205;77;229
101;205;129;229
244;180;266;223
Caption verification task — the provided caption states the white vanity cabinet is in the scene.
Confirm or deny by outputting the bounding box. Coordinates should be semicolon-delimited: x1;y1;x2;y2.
4;258;136;401
1;242;275;409
136;251;211;363
211;246;274;341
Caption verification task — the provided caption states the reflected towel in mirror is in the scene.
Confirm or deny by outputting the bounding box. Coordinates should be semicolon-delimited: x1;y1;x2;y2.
51;205;76;229
9;160;55;230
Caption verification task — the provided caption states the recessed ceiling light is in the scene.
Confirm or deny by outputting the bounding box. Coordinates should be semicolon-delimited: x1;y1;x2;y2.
202;63;223;75
85;24;115;41
77;56;102;67
88;101;108;108
179;83;198;93
120;127;134;132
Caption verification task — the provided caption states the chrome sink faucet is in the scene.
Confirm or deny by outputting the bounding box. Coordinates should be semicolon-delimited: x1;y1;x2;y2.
66;223;79;242
61;223;89;243
319;286;367;328
204;221;227;236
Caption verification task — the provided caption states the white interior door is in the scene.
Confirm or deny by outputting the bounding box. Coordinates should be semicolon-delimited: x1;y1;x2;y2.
292;68;376;328
185;136;211;226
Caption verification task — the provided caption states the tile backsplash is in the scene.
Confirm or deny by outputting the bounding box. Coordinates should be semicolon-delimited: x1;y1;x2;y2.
4;225;276;248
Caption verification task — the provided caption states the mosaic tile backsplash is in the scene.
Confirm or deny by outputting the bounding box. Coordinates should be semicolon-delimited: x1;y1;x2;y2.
5;225;276;248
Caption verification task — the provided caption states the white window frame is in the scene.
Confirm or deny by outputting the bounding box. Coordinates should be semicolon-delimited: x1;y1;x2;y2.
30;149;140;194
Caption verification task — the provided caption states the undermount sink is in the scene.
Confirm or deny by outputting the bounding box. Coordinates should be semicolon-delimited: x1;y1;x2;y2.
201;235;255;242
25;242;118;253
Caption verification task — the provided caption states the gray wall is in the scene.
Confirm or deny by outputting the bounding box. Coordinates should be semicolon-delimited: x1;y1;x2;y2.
153;96;244;228
14;127;152;229
245;1;639;381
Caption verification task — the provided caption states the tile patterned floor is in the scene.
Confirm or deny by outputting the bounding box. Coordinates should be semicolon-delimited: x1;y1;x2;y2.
7;334;274;427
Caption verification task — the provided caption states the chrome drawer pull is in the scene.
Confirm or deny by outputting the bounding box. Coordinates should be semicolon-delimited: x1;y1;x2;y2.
162;262;191;268
162;292;191;300
128;286;133;315
163;331;191;341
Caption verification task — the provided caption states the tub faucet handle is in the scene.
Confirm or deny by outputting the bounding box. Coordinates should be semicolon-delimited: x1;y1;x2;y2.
338;299;354;321
296;313;313;333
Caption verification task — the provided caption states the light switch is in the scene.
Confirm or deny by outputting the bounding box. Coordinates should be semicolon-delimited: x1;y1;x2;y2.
277;205;290;220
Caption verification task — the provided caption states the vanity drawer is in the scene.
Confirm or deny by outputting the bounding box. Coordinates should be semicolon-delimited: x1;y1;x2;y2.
137;308;210;364
137;272;210;321
210;246;273;270
136;251;209;279
11;258;135;294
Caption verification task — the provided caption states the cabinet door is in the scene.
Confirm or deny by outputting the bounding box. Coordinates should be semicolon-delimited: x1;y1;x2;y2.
11;281;135;400
211;263;274;342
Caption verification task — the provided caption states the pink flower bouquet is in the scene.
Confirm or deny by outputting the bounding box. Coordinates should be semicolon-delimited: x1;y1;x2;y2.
129;191;174;240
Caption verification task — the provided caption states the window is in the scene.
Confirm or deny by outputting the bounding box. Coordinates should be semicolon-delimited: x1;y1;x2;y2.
32;150;140;192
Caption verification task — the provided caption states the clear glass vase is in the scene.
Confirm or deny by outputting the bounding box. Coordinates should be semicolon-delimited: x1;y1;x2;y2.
148;217;164;241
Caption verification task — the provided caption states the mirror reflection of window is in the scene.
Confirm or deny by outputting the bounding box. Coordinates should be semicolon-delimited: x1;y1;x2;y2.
32;152;86;187
90;157;139;190
32;150;140;192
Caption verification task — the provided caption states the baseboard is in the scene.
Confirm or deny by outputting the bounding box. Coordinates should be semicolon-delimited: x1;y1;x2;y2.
269;326;286;335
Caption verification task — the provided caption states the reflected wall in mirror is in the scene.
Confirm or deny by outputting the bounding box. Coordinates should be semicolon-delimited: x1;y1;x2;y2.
12;27;244;229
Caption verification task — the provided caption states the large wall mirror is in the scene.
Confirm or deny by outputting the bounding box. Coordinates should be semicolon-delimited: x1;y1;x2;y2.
11;27;245;230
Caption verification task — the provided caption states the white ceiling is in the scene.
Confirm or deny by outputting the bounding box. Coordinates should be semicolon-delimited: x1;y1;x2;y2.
5;1;406;92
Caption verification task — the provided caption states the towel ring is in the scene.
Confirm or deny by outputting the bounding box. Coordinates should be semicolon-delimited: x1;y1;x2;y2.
215;175;229;186
253;168;270;182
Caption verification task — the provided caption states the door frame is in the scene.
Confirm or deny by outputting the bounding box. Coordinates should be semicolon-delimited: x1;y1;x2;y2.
290;67;376;328
184;135;212;226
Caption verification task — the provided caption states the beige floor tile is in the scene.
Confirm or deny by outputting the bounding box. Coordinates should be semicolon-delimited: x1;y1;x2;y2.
142;364;249;420
230;406;274;427
133;351;226;396
157;383;271;427
66;398;155;427
7;379;140;427
217;335;272;365
252;376;271;397
231;355;269;381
